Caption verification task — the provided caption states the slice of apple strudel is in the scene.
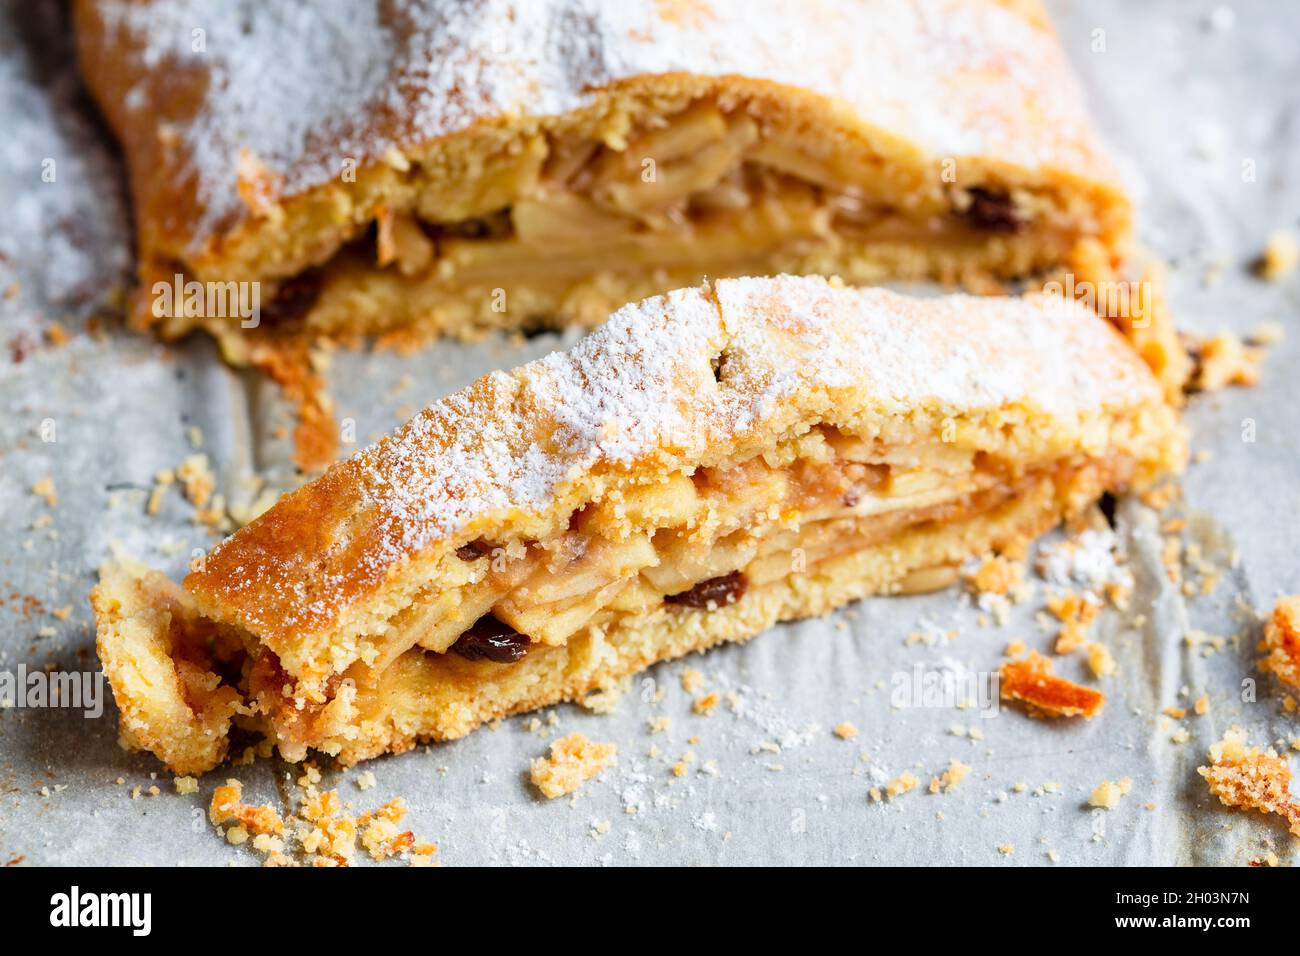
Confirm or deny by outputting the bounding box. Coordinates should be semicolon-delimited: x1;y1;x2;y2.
73;0;1185;391
92;277;1184;774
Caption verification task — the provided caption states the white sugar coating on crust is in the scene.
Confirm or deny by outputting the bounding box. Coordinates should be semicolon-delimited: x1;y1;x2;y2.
361;275;1152;553
190;275;1164;640
713;277;1157;417
92;0;1107;246
355;284;726;545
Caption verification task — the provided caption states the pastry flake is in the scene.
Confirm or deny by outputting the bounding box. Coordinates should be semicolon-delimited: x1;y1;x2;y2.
998;651;1106;719
1259;595;1300;691
1197;728;1300;838
92;276;1183;772
74;0;1173;379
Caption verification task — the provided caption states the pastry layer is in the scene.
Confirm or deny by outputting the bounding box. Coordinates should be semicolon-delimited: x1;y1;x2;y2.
91;276;1185;773
73;0;1184;387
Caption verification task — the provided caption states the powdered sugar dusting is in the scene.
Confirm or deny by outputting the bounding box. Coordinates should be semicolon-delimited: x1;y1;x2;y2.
1;3;130;320
1036;529;1134;601
192;275;1162;641
87;0;1110;249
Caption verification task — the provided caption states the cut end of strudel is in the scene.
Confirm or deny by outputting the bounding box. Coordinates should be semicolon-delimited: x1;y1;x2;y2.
74;0;1182;387
91;276;1186;774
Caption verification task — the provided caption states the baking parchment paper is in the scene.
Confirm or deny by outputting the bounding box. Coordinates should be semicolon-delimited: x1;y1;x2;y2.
1;0;1298;866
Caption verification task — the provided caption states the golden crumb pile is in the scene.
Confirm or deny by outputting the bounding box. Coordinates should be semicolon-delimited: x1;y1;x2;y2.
207;775;436;866
966;555;1024;596
999;651;1105;719
1189;332;1264;391
530;734;618;799
870;770;920;802
209;779;284;837
1259;596;1300;691
1048;591;1099;654
1197;728;1300;837
929;759;972;794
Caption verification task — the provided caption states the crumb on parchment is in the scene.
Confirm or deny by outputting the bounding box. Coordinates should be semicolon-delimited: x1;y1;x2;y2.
1259;596;1300;691
1256;229;1299;280
999;651;1105;719
1197;728;1300;837
208;779;283;835
1088;777;1133;809
530;734;617;799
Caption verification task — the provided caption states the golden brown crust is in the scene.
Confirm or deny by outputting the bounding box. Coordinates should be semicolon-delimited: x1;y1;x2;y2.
90;561;244;775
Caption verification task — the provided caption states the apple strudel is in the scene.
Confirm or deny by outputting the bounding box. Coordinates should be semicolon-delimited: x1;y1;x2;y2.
74;0;1184;391
91;276;1185;774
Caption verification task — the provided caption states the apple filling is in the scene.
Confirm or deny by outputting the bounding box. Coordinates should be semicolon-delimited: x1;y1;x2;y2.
257;99;1070;330
223;422;1134;763
283;427;1117;692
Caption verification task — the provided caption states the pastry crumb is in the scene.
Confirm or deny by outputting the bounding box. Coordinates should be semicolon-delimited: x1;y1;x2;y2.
833;721;859;740
32;477;58;507
929;758;971;794
1197;727;1300;837
1256;229;1300;280
692;691;720;715
966;554;1024;596
1048;591;1098;654
1088;777;1133;809
1259;596;1300;691
680;668;705;692
999;651;1105;718
1189;331;1263;390
1086;641;1116;679
530;734;617;799
209;779;284;835
884;770;920;800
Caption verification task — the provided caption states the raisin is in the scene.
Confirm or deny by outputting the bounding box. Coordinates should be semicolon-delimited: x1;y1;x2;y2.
1099;492;1118;530
261;268;323;326
959;187;1023;233
449;614;531;663
665;571;748;609
455;540;493;561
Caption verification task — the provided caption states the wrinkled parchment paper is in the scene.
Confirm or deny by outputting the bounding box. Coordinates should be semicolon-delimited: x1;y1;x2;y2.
1;0;1297;866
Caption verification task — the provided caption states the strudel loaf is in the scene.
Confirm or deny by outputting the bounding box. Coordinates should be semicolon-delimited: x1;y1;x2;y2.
73;0;1184;390
91;276;1186;774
